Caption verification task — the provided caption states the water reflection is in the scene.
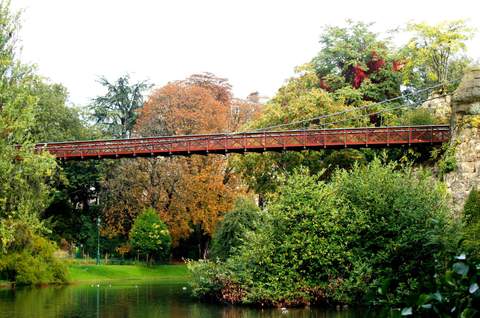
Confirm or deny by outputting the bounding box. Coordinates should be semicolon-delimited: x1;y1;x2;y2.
0;282;378;318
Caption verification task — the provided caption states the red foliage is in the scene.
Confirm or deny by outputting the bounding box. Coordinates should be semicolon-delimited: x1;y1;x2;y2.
352;65;367;89
345;51;397;89
319;78;331;91
392;60;404;72
367;51;385;74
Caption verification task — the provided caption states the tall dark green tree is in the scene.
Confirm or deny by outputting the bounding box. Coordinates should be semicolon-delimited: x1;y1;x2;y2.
91;74;152;138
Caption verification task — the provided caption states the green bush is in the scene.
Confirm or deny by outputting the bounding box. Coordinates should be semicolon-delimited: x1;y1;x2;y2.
462;188;480;260
332;161;454;305
464;188;480;223
433;142;457;177
210;197;261;260
129;208;171;263
189;160;456;307
0;222;67;285
404;253;480;317
188;259;242;302
400;108;437;126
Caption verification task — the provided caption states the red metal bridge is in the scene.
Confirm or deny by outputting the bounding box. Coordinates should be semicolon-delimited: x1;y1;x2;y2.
36;125;451;160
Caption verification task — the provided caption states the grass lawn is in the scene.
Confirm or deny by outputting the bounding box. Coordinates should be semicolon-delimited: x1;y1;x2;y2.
67;264;189;284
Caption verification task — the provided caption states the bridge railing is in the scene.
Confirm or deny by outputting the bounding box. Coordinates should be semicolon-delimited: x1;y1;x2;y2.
36;125;450;160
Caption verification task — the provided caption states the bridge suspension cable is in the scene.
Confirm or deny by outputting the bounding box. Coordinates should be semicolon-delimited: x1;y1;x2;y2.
309;92;452;129
249;79;459;133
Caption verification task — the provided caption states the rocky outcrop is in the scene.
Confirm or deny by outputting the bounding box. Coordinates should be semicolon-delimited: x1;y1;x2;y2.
420;93;451;123
445;66;480;214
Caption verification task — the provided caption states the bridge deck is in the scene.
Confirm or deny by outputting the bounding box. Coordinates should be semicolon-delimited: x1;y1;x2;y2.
36;125;451;160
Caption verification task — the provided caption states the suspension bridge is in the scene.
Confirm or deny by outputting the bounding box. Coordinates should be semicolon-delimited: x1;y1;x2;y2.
35;83;455;161
37;125;450;160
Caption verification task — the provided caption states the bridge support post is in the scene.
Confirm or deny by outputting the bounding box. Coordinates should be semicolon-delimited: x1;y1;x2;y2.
445;66;480;214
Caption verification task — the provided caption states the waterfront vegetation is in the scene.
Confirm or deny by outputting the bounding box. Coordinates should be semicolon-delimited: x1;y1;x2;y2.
189;161;457;307
1;0;480;316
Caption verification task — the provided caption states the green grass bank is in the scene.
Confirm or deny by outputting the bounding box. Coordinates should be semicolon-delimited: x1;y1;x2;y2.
67;264;189;284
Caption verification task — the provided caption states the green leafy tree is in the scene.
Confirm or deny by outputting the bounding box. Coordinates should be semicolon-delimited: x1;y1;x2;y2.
91;74;151;138
0;0;57;252
232;20;466;201
21;76;107;253
312;20;402;103
30;81;86;142
129;208;172;263
210;197;260;260
0;0;65;285
401;20;474;88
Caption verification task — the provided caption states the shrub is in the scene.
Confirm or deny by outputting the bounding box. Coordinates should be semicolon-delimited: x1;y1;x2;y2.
332;161;455;305
188;259;245;303
404;253;480;317
129;208;171;263
462;188;480;260
0;222;67;285
464;188;480;223
401;108;437;126
432;142;457;177
210;197;261;260
189;160;456;307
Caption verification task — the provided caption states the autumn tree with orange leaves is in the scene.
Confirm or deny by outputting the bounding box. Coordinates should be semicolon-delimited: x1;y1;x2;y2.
100;74;243;259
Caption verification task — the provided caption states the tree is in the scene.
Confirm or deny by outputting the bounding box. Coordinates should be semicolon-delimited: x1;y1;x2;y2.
0;0;64;284
129;208;171;263
229;98;263;132
210;197;261;260
312;20;402;104
101;76;241;259
90;74;152;138
30;81;86;142
136;82;229;136
0;0;57;251
183;72;232;106
402;20;474;88
17;77;108;253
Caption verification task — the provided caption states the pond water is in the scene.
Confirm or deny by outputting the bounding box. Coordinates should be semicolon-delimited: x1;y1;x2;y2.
0;282;381;318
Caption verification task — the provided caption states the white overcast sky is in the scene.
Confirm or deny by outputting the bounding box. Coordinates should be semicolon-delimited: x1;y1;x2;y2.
10;0;480;106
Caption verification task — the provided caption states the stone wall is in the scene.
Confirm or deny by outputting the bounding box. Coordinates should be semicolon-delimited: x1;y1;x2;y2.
420;93;451;123
445;66;480;214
